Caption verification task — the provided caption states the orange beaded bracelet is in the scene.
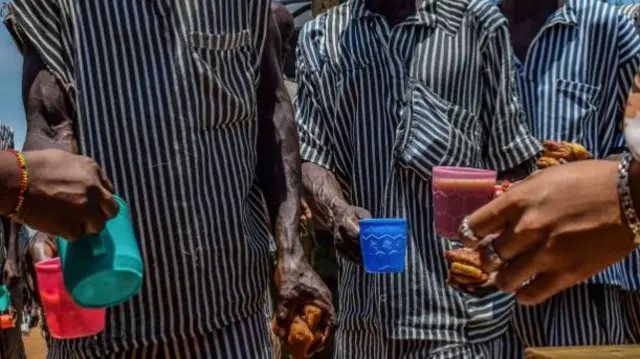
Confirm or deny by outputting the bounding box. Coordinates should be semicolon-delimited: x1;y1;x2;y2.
6;150;29;219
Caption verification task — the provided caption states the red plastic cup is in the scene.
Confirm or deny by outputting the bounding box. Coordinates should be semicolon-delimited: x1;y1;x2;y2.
432;167;497;238
35;258;106;339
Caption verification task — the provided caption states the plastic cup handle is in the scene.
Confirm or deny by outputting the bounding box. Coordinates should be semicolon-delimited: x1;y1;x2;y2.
88;200;120;256
89;235;107;256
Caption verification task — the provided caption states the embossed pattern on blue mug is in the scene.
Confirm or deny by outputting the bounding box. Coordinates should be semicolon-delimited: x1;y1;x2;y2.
359;219;408;273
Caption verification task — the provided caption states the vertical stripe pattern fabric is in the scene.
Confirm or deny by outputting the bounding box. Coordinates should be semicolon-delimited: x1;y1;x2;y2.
505;0;640;350
5;1;275;357
334;329;508;359
508;285;636;348
295;0;540;352
509;0;640;297
513;0;640;161
47;311;271;359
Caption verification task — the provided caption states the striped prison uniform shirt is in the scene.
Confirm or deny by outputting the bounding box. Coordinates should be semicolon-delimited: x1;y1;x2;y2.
295;0;541;353
500;0;640;351
5;1;276;357
618;3;640;32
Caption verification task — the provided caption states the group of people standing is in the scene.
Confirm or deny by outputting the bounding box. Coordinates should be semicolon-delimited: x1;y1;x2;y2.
1;0;640;358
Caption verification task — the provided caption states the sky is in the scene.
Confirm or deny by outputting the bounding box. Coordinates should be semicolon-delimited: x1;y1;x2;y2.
0;0;639;150
0;10;23;149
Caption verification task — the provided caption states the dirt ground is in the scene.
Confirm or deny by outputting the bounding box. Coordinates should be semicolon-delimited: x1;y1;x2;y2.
23;328;47;359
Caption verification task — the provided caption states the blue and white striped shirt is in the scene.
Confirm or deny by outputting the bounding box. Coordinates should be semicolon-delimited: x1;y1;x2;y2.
618;3;640;30
506;0;640;289
6;0;273;356
296;0;540;344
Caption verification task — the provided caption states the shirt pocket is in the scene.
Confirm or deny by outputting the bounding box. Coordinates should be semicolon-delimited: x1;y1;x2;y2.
188;30;257;129
395;81;482;181
553;79;600;142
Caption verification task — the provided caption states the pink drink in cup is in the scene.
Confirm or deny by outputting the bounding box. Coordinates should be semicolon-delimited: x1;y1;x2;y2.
35;258;106;339
432;167;497;238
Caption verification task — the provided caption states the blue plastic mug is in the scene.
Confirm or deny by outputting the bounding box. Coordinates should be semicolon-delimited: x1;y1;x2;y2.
359;219;408;273
57;195;143;308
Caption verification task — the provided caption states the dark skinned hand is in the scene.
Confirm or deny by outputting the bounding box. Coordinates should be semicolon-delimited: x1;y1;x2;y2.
332;204;372;263
9;150;118;240
300;199;312;236
458;160;637;306
274;257;336;356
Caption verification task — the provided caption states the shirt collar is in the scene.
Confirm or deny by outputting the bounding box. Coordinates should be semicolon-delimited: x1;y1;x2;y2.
497;0;577;27
546;0;577;27
351;0;465;35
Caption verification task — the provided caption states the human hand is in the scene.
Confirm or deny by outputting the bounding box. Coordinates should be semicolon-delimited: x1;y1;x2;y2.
11;150;118;240
300;199;312;235
331;204;372;263
274;258;336;356
458;160;636;306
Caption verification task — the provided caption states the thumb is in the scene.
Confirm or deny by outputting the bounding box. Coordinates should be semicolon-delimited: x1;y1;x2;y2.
344;216;362;238
355;207;372;220
275;300;294;330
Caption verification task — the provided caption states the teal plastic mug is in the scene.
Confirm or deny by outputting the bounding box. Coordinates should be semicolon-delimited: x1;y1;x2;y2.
57;195;143;308
0;286;10;312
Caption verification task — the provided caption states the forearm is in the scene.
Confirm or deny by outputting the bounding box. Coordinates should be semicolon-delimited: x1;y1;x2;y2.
301;162;347;229
258;94;304;259
257;14;304;260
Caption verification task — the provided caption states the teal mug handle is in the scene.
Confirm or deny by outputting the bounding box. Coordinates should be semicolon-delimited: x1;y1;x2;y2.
88;200;120;256
89;234;107;256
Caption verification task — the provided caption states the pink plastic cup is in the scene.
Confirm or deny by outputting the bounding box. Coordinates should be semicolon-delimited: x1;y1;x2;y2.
35;258;106;339
432;166;497;238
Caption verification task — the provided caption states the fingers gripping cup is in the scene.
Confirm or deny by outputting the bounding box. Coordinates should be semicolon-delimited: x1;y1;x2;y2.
359;219;408;273
35;258;105;339
57;195;143;308
432;167;497;238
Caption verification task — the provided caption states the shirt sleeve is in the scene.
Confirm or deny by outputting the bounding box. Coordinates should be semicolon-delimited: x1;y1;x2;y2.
480;23;542;172
295;19;335;171
3;0;75;90
613;12;640;150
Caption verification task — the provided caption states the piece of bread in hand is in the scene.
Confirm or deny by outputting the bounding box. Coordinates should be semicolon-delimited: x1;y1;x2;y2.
445;248;497;296
272;304;325;359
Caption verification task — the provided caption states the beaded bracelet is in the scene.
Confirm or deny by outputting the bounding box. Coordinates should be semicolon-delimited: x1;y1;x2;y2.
6;149;29;219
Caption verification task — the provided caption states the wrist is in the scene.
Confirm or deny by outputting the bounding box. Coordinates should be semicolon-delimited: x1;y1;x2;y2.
276;228;306;263
327;197;350;227
619;154;640;241
0;151;21;216
630;157;640;219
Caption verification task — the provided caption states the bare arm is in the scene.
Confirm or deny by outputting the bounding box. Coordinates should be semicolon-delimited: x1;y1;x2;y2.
21;37;77;153
256;14;304;261
301;162;346;230
481;24;541;182
15;37;75;266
